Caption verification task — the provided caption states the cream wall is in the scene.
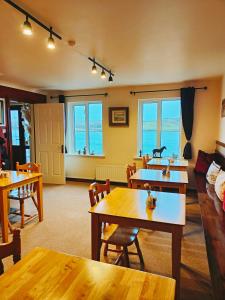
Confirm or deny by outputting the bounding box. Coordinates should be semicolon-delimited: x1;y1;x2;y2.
59;77;221;187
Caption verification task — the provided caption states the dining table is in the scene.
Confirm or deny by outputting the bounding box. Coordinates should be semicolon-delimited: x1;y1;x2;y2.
130;169;188;194
147;158;188;171
0;170;43;242
0;247;176;300
89;187;186;300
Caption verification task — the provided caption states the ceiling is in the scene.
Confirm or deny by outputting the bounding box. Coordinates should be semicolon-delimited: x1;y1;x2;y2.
0;0;225;91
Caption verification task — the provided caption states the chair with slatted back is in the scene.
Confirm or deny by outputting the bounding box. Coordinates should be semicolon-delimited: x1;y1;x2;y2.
126;163;137;188
0;228;21;275
8;162;41;228
142;155;151;169
89;179;144;269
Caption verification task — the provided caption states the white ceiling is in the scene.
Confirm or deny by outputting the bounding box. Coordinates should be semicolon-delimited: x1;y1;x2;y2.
0;0;225;91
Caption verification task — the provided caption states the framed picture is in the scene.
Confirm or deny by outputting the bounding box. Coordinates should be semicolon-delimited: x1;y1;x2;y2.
109;107;129;126
0;98;5;126
222;98;225;118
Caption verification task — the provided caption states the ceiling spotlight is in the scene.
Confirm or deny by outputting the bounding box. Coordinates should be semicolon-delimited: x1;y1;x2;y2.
47;27;55;49
108;72;113;82
22;16;32;36
101;69;106;79
92;63;97;74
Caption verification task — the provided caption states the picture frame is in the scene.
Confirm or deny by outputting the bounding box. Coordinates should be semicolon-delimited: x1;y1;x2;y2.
0;98;5;126
109;107;129;126
222;98;225;118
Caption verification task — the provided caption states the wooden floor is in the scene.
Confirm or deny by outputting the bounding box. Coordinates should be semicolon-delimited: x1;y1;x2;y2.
1;181;212;299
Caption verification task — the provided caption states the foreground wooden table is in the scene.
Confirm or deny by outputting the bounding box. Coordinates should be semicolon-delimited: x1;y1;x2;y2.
0;247;176;300
147;158;188;171
0;171;43;242
130;169;188;194
89;188;185;300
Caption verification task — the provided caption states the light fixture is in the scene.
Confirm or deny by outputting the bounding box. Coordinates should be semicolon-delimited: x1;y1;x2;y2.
88;57;115;81
101;69;106;79
22;16;32;35
47;27;55;49
108;72;113;82
92;61;97;74
4;0;62;49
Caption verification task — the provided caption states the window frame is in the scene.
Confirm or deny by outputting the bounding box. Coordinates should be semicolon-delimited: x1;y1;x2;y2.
67;101;104;156
138;97;183;157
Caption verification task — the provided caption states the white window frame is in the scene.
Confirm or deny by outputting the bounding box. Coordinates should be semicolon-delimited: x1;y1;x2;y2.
138;97;183;157
67;101;103;155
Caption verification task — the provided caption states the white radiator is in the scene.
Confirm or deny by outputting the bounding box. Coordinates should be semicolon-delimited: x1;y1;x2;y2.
96;165;127;183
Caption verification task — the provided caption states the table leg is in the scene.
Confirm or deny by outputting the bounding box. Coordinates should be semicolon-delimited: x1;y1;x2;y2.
0;190;9;242
179;184;186;194
91;214;102;261
36;176;43;222
172;226;183;300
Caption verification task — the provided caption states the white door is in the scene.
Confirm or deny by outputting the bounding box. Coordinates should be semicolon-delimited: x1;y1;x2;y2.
34;103;65;184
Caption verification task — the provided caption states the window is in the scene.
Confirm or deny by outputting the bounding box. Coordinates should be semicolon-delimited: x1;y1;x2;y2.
139;98;182;157
68;102;103;155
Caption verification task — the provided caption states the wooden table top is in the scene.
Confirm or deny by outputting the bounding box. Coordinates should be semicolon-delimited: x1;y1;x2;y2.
0;247;175;300
147;158;188;167
130;169;188;184
0;171;42;188
89;188;185;226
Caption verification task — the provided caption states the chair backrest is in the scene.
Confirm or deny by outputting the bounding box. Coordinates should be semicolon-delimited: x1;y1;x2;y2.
16;162;41;193
142;155;150;169
0;229;21;275
89;179;110;207
126;163;136;188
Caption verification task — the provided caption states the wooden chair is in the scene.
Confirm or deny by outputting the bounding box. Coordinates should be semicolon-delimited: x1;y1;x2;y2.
142;155;151;169
126;163;136;188
0;229;21;275
8;162;41;228
89;180;144;269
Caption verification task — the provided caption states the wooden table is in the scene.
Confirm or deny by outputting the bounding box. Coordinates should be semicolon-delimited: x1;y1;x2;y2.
0;247;176;300
0;171;43;242
147;158;188;171
130;169;188;194
89;188;185;300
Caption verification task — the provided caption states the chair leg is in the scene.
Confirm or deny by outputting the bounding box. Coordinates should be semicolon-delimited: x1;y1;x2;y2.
134;237;144;270
0;259;4;275
31;196;38;209
123;246;130;268
8;221;14;234
103;243;108;257
19;200;24;228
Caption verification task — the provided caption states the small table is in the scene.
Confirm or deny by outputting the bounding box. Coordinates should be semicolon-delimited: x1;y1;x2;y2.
0;171;43;242
0;247;176;300
89;188;185;300
147;158;188;171
130;169;188;194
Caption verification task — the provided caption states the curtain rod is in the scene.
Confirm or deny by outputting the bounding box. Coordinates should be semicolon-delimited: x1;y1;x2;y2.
130;86;207;95
50;93;108;99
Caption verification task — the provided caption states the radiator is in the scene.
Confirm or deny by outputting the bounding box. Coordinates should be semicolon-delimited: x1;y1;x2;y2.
96;165;127;183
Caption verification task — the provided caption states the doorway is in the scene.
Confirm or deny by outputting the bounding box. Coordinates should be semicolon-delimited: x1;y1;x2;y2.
10;103;32;169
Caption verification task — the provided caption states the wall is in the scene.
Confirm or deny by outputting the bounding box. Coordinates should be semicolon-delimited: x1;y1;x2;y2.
55;77;221;187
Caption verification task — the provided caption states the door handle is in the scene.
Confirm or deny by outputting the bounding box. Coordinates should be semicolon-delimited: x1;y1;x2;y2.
61;145;64;154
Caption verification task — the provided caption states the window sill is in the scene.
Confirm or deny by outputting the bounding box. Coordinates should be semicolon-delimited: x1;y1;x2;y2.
134;157;143;160
66;153;105;158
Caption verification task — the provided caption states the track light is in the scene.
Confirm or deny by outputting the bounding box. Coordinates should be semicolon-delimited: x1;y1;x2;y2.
92;63;97;74
47;28;55;49
108;72;113;82
22;16;32;36
101;69;106;79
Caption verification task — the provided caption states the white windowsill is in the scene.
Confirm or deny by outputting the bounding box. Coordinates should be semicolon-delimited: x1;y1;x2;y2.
65;153;105;158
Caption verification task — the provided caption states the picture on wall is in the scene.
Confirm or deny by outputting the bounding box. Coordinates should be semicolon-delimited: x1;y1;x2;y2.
0;98;5;126
109;107;129;126
222;98;225;117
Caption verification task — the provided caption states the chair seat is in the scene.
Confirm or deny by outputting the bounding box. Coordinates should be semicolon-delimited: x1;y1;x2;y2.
102;224;139;246
9;189;35;200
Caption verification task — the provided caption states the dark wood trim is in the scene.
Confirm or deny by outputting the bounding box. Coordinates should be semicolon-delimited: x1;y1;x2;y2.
108;107;129;127
216;140;225;149
66;177;127;186
0;85;46;103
